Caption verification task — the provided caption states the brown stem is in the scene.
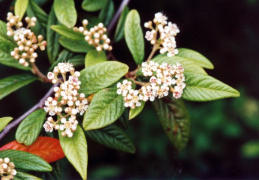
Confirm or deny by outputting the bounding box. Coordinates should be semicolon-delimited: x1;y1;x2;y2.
146;44;159;62
0;83;60;141
31;63;51;83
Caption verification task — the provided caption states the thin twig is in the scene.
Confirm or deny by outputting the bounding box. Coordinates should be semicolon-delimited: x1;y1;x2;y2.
0;83;59;141
107;0;130;34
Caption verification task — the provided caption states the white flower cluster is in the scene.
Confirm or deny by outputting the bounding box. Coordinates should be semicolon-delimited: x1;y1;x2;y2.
6;13;46;67
73;20;112;52
117;61;185;109
144;12;180;57
43;63;88;137
0;158;17;180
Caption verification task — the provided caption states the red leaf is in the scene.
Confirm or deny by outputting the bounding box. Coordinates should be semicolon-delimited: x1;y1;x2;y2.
0;136;65;163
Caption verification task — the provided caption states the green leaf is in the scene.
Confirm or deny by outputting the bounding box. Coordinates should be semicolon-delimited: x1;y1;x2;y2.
85;50;106;68
129;102;145;120
59;36;93;53
114;6;129;42
26;0;48;36
117;108;129;130
49;50;73;71
54;0;77;28
15;109;46;146
14;171;42;180
98;0;114;26
68;55;85;67
152;54;207;75
82;0;108;12
79;61;129;95
182;72;240;101
0;25;29;70
241;141;259;158
152;95;191;153
85;124;135;153
0;117;13;132
47;6;60;64
83;87;125;130
0;74;37;100
51;25;84;40
177;48;214;69
59;126;87;180
15;0;29;21
0;150;52;172
124;10;145;65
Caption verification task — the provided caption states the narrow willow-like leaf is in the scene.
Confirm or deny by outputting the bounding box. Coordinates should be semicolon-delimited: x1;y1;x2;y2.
26;0;48;36
129;102;145;120
152;54;207;75
125;10;144;65
85;124;135;153
85;50;106;68
15;0;29;21
49;50;74;71
54;0;77;28
0;74;37;100
152;95;191;153
15;109;46;146
182;72;240;101
82;0;108;12
83;87;125;130
59;126;87;180
177;48;214;69
51;25;84;40
0;24;29;70
114;6;129;42
47;6;60;64
14;171;41;180
98;0;114;26
59;36;93;53
0;117;13;132
79;61;129;95
0;150;52;172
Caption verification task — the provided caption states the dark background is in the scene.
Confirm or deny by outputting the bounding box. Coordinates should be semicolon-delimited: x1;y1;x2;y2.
0;0;259;179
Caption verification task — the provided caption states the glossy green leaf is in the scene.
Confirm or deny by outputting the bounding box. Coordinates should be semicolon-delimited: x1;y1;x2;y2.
0;74;37;100
129;102;145;120
79;61;129;95
49;50;73;71
82;0;108;12
59;126;87;180
152;54;207;75
0;22;29;70
51;25;84;40
0;150;52;172
85;50;106;68
182;72;240;101
0;117;13;132
59;36;93;53
26;0;48;36
54;0;77;28
125;10;144;65
15;109;46;146
85;124;135;153
98;0;114;26
152;95;191;153
177;48;214;69
14;171;42;180
83;87;125;130
114;6;129;42
47;6;60;64
15;0;29;21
